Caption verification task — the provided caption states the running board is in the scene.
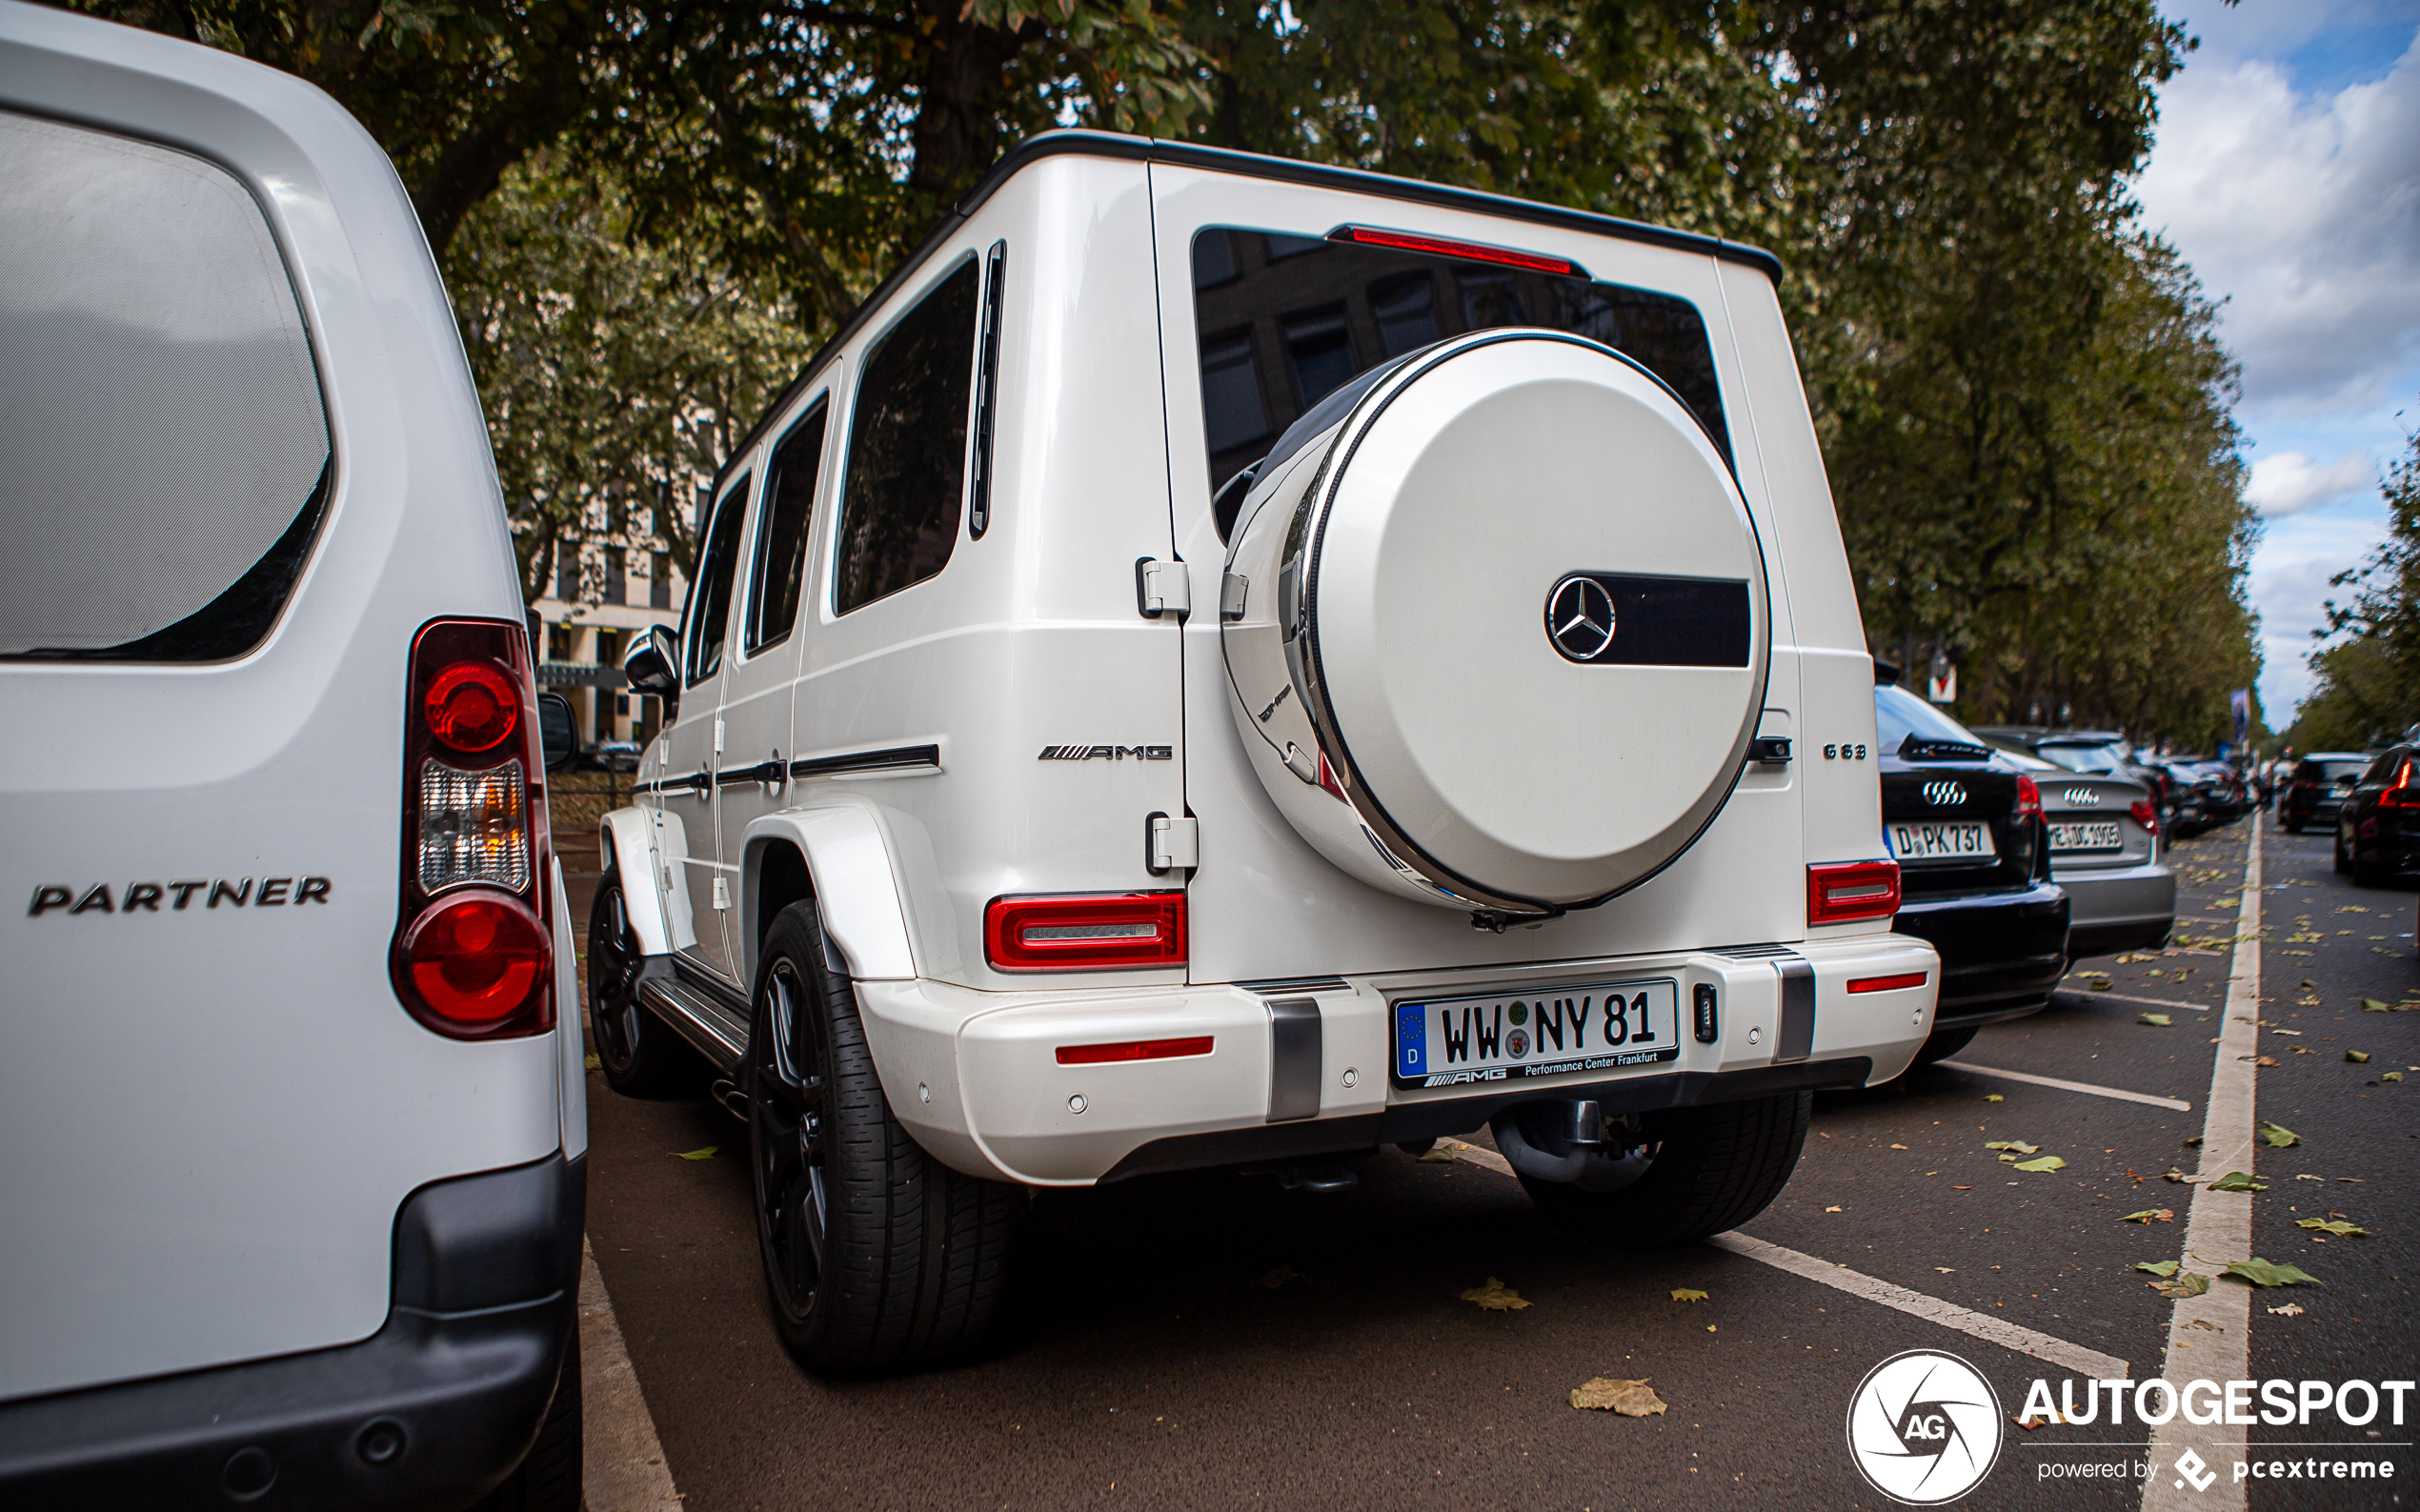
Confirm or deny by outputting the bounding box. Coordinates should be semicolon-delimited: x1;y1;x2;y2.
637;969;747;1075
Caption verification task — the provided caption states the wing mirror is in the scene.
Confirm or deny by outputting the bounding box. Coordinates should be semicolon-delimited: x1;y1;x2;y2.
535;690;580;773
624;625;680;696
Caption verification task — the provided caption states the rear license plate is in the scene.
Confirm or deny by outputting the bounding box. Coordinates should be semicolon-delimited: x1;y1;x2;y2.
1887;820;1995;859
1392;979;1680;1087
2048;820;2123;854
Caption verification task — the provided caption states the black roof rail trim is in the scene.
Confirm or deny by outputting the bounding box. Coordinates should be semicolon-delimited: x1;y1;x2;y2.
714;131;1784;485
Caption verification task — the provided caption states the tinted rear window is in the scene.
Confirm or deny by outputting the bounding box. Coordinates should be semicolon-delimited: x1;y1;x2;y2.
1189;228;1728;493
1875;684;1986;751
834;260;979;615
2037;743;2128;776
1;111;330;660
748;401;827;655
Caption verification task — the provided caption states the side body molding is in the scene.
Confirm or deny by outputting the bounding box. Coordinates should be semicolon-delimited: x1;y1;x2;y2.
740;798;918;982
597;807;675;958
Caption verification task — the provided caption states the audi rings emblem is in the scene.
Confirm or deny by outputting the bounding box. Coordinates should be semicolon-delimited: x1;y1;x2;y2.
1921;779;1966;807
1546;575;1617;662
2064;787;2096;808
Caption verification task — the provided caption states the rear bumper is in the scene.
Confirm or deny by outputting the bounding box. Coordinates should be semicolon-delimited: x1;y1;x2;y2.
2053;860;2176;949
0;1155;583;1511
857;933;1941;1186
1892;882;2068;1025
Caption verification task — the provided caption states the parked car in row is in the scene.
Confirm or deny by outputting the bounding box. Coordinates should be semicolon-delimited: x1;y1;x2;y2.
2281;752;2372;836
591;129;1941;1373
1876;675;2067;1065
2153;756;2249;836
1988;746;2174;959
2332;745;2420;885
1976;726;2178;833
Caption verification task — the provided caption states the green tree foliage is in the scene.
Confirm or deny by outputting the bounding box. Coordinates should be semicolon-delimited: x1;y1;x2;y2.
2291;433;2420;748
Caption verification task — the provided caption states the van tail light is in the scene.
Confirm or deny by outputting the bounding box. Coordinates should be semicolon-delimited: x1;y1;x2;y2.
1807;859;1901;926
391;618;554;1039
985;893;1186;972
2013;774;2043;818
2129;797;2160;834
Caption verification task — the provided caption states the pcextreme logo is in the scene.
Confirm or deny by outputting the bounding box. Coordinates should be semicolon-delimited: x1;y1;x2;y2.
1845;1350;2005;1505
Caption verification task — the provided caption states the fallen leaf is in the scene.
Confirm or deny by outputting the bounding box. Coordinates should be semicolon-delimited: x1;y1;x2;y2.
2120;1209;2174;1223
2013;1155;2067;1173
2163;1167;2192;1183
2346;1050;2371;1063
2134;1260;2180;1276
2140;1013;2173;1027
1418;1145;1458;1163
583;1053;601;1072
1825;1205;1843;1212
1985;1094;2005;1102
2224;1258;2320;1287
1934;1266;1956;1273
2258;1121;2300;1148
1890;1143;1909;1150
1705;1324;1718;1333
2255;1056;2281;1067
1952;1185;1973;1190
2385;1072;2405;1082
2014;1411;2066;1429
2296;1219;2367;1237
2269;1302;2307;1316
1570;1377;1665;1416
2207;1170;2265;1192
2183;1136;2203;1147
1256;1265;1300;1289
2150;1272;2211;1299
1670;1288;1709;1302
2296;1174;2327;1180
674;1146;718;1160
1462;1278;1530;1312
2362;998;2390;1012
1985;1139;2041;1155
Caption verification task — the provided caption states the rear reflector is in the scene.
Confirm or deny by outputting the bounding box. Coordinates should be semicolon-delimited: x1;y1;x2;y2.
985;893;1187;972
1056;1036;1215;1065
1807;859;1902;925
1328;225;1579;277
1847;972;1927;995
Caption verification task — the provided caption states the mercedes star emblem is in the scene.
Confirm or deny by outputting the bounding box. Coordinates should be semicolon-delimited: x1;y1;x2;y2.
1546;575;1617;662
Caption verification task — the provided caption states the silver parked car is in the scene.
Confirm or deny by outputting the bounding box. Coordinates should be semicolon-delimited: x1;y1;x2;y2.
1990;744;2173;960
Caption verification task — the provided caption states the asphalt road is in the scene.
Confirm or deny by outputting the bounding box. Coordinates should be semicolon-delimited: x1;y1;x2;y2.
572;813;2417;1510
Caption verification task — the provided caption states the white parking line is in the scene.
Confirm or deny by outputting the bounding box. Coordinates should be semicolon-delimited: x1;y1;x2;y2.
578;1237;683;1511
2055;988;2219;1013
2142;826;2264;1512
1430;1139;2128;1380
1935;1060;2192;1112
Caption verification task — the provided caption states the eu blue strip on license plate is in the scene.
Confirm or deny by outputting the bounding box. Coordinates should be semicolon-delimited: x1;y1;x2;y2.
1393;979;1681;1087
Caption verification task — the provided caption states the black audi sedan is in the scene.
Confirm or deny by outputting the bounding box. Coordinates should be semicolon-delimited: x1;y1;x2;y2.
2333;745;2420;884
1876;673;2069;1066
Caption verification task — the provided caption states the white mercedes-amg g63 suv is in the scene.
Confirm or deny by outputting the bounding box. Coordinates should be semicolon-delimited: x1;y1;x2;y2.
590;131;1939;1374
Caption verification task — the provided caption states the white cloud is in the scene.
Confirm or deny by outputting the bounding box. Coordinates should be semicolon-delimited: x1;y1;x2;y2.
2246;449;2379;514
2136;27;2420;413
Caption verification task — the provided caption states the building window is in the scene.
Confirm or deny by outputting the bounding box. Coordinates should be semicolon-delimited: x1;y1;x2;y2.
547;624;575;662
650;552;672;610
595;628;623;670
555;543;579;603
603;546;627;605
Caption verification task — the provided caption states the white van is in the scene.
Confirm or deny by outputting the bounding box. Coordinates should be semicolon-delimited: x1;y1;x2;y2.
590;131;1940;1373
1;6;583;1506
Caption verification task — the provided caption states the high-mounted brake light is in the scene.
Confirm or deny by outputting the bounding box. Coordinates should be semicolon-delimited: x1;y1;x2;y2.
391;618;554;1040
1807;859;1902;926
2129;797;2160;835
1847;972;1927;995
985;893;1186;972
2013;774;2043;818
1327;226;1581;278
1056;1036;1215;1065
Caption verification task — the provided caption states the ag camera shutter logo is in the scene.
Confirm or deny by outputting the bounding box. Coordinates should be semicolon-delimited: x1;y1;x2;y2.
1845;1349;2004;1503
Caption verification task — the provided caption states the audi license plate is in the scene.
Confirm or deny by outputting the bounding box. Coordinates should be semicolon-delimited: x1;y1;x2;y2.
1392;979;1680;1087
2047;820;2123;854
1888;820;1994;860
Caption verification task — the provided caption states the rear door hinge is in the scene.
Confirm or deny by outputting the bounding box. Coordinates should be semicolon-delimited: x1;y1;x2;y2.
1220;572;1249;621
1146;812;1200;874
1136;557;1191;620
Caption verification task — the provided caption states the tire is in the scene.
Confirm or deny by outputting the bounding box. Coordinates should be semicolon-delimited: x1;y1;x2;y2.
1911;1025;1980;1065
471;1328;580;1512
746;899;1021;1374
589;868;701;1098
1516;1091;1809;1247
2334;828;2350;875
2283;821;2303;835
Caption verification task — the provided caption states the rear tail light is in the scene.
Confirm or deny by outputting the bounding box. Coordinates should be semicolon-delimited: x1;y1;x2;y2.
2383;762;2420;807
1807;859;1902;925
1847;971;1927;994
1056;1036;1215;1065
2013;774;2043;818
985;893;1186;971
391;619;554;1039
2129;797;2160;835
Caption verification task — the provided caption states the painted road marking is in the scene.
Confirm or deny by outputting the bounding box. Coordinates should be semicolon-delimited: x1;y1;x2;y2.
579;1236;682;1511
2141;823;2263;1512
2055;988;2220;1013
1430;1139;2128;1380
1936;1060;2193;1112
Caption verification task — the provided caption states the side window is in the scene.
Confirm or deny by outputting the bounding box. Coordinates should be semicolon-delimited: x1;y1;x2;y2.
833;259;980;615
1;111;331;661
746;401;828;655
683;474;751;687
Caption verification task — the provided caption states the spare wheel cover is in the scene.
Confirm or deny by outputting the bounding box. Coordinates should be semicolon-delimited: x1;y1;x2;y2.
1219;329;1769;913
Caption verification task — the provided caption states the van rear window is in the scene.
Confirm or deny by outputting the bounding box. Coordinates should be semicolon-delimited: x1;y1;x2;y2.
1189;227;1727;494
0;111;330;661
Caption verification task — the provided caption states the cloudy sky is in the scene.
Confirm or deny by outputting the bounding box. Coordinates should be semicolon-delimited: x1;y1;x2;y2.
2133;0;2420;728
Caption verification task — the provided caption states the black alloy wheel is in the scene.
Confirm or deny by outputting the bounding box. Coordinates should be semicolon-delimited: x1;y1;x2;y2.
748;950;832;1338
587;868;696;1097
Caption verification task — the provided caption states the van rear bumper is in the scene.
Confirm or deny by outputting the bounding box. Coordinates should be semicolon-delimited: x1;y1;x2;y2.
0;1154;582;1512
